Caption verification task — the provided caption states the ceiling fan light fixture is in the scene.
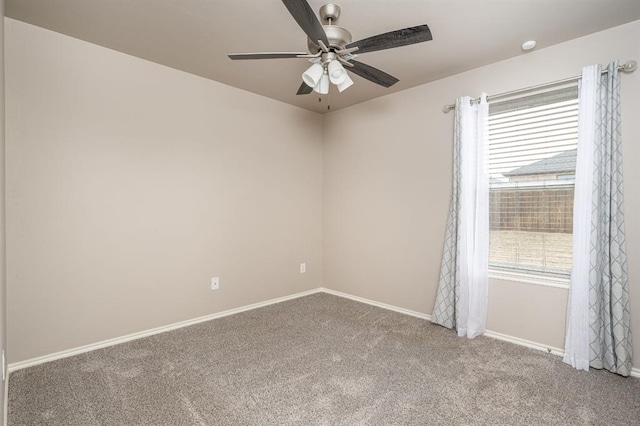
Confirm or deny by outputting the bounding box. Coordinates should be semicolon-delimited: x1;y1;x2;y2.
228;2;433;99
336;73;354;92
328;60;347;84
302;63;325;88
313;72;330;94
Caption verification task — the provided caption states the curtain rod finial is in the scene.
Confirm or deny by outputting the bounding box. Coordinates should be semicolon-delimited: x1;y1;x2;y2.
443;104;454;113
622;60;637;73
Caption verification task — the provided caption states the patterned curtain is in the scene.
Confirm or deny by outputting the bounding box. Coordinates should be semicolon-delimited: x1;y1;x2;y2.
431;97;463;330
432;94;489;339
563;61;633;376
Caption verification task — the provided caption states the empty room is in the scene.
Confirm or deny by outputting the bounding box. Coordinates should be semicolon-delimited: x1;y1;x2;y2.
1;0;640;424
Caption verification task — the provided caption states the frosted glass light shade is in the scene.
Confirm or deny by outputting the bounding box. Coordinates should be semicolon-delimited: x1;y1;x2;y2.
313;73;330;95
337;73;354;92
302;63;324;88
328;60;346;84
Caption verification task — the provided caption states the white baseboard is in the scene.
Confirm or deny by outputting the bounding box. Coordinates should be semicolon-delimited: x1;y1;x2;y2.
320;287;432;320
320;288;565;355
8;286;640;380
7;288;323;372
322;288;640;379
483;329;565;357
483;327;639;378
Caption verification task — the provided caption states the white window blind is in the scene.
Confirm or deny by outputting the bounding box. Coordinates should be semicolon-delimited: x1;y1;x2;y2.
488;86;578;277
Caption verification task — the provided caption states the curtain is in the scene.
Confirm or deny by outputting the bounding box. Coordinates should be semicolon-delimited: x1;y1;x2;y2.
432;94;489;339
563;61;633;376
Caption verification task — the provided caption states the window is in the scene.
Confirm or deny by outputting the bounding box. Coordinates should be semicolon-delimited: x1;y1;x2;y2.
488;87;578;278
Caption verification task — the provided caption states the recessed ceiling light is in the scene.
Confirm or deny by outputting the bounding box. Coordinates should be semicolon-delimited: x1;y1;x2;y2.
521;40;537;51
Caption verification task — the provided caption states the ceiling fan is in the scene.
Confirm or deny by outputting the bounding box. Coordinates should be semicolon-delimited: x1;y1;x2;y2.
228;0;432;95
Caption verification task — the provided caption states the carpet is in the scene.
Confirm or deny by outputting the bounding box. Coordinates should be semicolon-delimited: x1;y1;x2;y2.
8;293;640;425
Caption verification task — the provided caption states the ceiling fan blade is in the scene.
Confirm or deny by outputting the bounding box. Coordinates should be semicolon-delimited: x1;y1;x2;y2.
296;81;313;95
228;52;308;60
281;0;329;46
348;60;399;88
346;24;432;54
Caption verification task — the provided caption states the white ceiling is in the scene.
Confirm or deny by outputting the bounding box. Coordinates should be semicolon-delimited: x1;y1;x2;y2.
6;0;640;114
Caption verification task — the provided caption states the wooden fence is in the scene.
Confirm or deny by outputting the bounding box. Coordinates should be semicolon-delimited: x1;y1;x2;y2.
489;188;574;233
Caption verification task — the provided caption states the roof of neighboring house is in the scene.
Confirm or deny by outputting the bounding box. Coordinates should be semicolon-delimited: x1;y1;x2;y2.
503;149;577;177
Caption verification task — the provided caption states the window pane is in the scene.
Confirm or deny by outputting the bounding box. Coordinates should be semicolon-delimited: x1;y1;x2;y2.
488;87;578;277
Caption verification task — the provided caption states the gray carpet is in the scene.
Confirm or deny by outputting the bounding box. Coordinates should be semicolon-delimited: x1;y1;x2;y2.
8;293;640;425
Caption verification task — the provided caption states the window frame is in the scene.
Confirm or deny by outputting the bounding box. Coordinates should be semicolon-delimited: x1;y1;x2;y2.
488;267;570;289
486;86;578;287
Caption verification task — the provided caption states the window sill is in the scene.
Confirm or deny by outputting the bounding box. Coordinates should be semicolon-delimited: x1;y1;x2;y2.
488;269;570;289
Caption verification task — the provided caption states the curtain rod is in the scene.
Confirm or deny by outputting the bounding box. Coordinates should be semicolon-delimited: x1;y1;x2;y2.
442;60;637;113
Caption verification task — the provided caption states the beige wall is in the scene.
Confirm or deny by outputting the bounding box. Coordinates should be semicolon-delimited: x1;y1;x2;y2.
5;19;323;363
324;20;640;368
1;0;7;418
5;15;640;370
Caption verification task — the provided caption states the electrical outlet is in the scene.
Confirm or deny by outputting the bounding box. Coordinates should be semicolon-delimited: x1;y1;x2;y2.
300;262;306;274
211;277;219;290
